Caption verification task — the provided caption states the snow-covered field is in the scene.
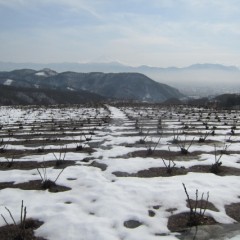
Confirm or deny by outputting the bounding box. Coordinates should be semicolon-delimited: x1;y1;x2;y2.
0;104;240;240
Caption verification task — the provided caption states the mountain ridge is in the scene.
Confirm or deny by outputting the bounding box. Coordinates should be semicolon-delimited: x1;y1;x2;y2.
1;61;239;97
0;69;184;103
0;84;106;105
0;61;238;72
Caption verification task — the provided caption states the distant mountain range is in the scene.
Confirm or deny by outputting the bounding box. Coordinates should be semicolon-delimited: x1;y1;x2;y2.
0;69;184;105
1;61;239;97
0;61;239;72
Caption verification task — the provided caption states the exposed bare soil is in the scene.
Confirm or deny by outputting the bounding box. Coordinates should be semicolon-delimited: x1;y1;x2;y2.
0;219;45;240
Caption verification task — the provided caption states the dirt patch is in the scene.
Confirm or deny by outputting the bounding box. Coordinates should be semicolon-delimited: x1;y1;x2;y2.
124;220;143;229
137;167;187;177
113;164;240;178
113;167;187;178
0;219;46;240
89;161;107;171
0;147;94;159
168;198;219;232
148;210;156;217
128;150;203;160
0;160;75;171
167;212;217;232
0;180;71;193
186;199;219;212
225;201;240;222
189;165;240;176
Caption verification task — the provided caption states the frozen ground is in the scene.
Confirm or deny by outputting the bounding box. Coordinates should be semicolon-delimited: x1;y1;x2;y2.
0;105;240;240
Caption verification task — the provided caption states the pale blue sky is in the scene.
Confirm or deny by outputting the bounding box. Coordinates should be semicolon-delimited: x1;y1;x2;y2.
0;0;239;67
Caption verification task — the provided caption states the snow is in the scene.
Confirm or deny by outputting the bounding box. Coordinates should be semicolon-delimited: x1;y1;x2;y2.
3;79;14;86
0;105;240;239
67;87;75;91
35;71;47;76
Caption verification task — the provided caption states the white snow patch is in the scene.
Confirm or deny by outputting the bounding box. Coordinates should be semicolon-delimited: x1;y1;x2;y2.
67;87;75;91
3;79;14;86
35;71;47;76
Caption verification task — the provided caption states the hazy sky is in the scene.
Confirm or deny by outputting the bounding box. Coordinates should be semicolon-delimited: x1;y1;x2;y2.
0;0;239;67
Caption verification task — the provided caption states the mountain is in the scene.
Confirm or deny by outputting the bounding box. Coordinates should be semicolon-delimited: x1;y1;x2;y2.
187;93;240;109
1;61;238;73
0;61;239;97
214;93;240;108
0;69;184;103
0;85;105;106
186;63;239;71
136;64;240;97
0;61;131;73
